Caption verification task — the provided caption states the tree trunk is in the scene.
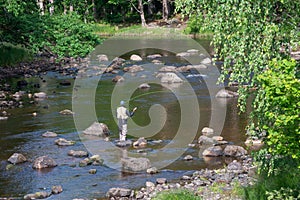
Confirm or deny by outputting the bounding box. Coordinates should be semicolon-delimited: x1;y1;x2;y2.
162;0;169;20
147;0;154;16
49;0;54;15
37;0;44;15
138;0;147;27
92;0;97;21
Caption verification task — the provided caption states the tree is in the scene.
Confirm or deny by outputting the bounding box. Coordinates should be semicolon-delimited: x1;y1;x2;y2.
162;0;169;20
175;0;300;161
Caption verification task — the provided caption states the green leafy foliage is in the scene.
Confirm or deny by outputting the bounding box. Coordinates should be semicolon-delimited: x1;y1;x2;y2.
252;59;300;159
175;0;300;110
1;12;101;58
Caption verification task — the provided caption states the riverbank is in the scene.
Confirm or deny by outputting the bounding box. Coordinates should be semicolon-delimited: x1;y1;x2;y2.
106;155;257;200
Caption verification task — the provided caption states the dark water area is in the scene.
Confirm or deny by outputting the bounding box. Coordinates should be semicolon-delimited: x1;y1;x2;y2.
0;38;249;199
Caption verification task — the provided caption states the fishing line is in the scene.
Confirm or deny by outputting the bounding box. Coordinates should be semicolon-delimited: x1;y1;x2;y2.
126;90;170;103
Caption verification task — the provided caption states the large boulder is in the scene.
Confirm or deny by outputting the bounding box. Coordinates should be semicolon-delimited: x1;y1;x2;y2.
8;153;27;164
121;157;151;172
202;146;223;157
55;138;75;146
83;122;110;137
52;185;63;194
201;57;212;64
106;187;133;198
156;72;183;83
216;89;239;98
223;145;247;157
130;54;142;61
32;156;57;169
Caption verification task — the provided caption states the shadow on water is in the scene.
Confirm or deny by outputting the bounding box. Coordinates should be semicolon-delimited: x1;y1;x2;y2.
0;38;249;199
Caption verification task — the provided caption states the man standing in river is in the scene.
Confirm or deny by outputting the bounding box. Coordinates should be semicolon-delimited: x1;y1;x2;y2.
117;101;137;141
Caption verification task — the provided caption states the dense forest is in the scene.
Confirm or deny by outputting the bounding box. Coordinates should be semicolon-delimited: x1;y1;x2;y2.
0;0;179;61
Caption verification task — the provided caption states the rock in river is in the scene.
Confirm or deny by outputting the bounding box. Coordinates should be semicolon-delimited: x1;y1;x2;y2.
156;72;183;83
106;187;133;198
59;109;74;115
202;146;223;157
42;131;57;138
32;156;57;169
223;145;247;157
52;185;63;194
33;92;47;99
133;137;147;148
122;157;151;172
55;138;75;146
83;122;110;137
24;191;51;200
8;153;27;164
68;150;88;157
130;54;142;61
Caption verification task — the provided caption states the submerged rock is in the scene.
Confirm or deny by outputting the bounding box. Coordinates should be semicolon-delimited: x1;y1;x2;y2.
122;157;151;172
8;153;27;164
33;92;47;99
32;156;57;169
83;122;110;137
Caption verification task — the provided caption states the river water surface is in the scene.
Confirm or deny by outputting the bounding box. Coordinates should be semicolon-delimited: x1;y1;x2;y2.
0;38;249;199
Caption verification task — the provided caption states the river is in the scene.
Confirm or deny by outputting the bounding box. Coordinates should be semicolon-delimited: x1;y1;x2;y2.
0;37;249;199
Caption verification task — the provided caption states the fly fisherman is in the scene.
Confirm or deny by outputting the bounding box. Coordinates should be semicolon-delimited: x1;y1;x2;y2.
116;101;137;141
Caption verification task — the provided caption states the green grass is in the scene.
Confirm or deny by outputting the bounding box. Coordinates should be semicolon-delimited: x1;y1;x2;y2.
153;189;202;200
92;23;190;38
0;43;32;67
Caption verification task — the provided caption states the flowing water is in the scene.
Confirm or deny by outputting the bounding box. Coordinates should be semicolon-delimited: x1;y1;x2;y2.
0;38;249;199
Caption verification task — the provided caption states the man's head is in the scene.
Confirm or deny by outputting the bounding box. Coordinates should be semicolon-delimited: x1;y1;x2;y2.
120;100;125;106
